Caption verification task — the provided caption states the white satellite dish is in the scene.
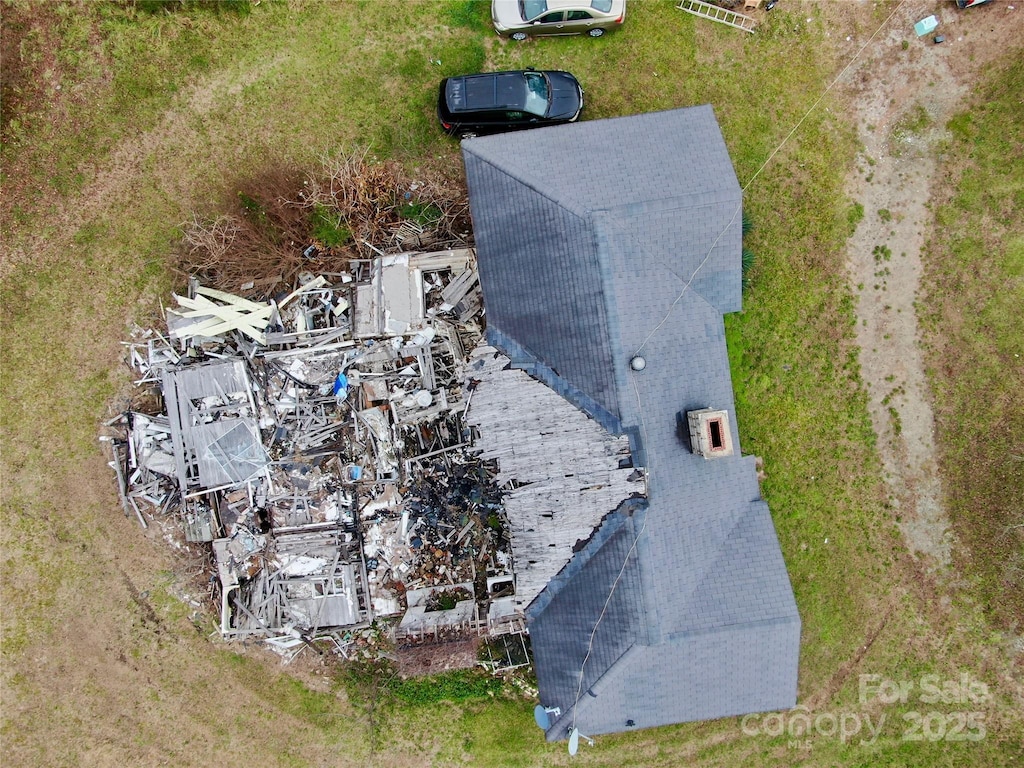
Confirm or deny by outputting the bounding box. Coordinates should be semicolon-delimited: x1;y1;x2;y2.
568;727;594;756
534;705;561;730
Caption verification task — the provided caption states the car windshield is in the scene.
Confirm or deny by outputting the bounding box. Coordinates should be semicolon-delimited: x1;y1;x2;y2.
522;72;549;116
520;0;548;21
592;0;613;11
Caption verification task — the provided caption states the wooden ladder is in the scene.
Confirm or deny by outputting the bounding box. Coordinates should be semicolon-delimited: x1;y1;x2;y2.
677;0;757;33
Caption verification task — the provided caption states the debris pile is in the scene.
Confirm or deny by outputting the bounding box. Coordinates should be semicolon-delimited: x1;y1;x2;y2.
179;150;472;296
463;346;646;613
104;248;518;649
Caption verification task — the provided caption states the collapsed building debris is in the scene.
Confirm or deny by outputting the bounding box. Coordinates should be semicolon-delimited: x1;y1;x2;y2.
105;248;517;649
463;346;647;613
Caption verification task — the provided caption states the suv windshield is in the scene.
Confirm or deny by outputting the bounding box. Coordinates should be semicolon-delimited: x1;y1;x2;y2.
522;72;549;116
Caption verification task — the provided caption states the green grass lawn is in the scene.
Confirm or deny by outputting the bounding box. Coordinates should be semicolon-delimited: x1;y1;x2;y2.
920;56;1024;632
2;1;1021;765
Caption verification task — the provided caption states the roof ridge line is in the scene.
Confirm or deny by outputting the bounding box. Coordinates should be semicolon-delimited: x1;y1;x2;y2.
593;212;728;347
526;496;649;622
664;612;801;643
461;145;589;219
590;188;742;218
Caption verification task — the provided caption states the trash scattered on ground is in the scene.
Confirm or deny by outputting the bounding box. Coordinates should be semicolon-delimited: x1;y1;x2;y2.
103;247;523;657
914;15;939;37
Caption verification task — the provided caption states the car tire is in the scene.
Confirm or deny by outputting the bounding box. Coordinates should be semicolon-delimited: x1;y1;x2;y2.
511;32;528;41
588;28;605;37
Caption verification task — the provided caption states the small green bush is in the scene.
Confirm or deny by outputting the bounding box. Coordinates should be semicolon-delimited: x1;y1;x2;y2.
388;669;505;706
310;204;351;247
741;247;756;291
847;201;865;234
399;200;443;227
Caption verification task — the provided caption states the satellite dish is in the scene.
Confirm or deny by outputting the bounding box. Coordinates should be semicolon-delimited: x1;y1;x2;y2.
568;728;580;756
534;705;550;730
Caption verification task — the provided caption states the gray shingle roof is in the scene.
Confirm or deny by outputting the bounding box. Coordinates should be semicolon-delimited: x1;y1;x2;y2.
462;106;800;740
466;150;620;423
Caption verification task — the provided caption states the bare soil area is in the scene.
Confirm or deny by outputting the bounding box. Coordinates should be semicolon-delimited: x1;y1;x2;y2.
842;1;1023;569
395;638;482;677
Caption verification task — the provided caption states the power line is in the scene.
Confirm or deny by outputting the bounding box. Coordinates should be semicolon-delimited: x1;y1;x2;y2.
567;0;908;735
634;0;907;359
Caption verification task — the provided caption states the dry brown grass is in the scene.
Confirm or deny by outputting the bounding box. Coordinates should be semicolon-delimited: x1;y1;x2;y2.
3;3;1023;766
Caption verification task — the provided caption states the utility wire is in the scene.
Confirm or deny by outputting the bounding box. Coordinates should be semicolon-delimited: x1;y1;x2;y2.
633;0;907;358
570;375;653;734
568;0;908;735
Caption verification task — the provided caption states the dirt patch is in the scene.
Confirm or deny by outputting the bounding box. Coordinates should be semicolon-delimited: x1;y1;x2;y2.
395;637;482;677
841;2;1024;569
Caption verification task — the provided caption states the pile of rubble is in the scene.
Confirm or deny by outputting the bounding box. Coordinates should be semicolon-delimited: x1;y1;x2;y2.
104;248;518;651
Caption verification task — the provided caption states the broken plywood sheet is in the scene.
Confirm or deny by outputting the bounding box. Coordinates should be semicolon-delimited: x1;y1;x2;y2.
408;247;474;274
167;287;274;344
464;345;646;612
283;561;364;629
354;253;426;337
219;526;370;638
439;267;478;311
358;406;399;478
398;582;477;637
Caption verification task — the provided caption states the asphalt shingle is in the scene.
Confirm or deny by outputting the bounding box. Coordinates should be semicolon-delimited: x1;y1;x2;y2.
461;106;800;740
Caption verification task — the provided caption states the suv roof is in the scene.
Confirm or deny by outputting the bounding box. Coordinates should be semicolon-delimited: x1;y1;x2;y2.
446;73;530;113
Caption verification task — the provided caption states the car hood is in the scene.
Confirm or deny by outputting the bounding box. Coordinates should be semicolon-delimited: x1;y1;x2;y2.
546;71;583;120
492;0;523;29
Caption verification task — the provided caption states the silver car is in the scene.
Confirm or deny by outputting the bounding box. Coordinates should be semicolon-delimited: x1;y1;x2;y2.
492;0;626;40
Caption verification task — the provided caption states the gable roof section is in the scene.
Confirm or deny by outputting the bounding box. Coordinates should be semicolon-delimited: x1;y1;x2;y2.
462;106;799;739
464;106;744;432
465;150;620;424
463;105;739;226
552;614;801;738
527;501;649;711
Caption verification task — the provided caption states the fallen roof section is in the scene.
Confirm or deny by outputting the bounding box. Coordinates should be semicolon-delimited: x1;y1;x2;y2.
162;359;267;493
463;345;646;612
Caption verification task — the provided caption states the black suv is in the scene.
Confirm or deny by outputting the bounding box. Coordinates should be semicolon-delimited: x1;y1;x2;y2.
437;69;583;138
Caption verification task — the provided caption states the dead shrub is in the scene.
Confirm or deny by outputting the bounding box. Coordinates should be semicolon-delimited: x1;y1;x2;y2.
177;148;472;297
